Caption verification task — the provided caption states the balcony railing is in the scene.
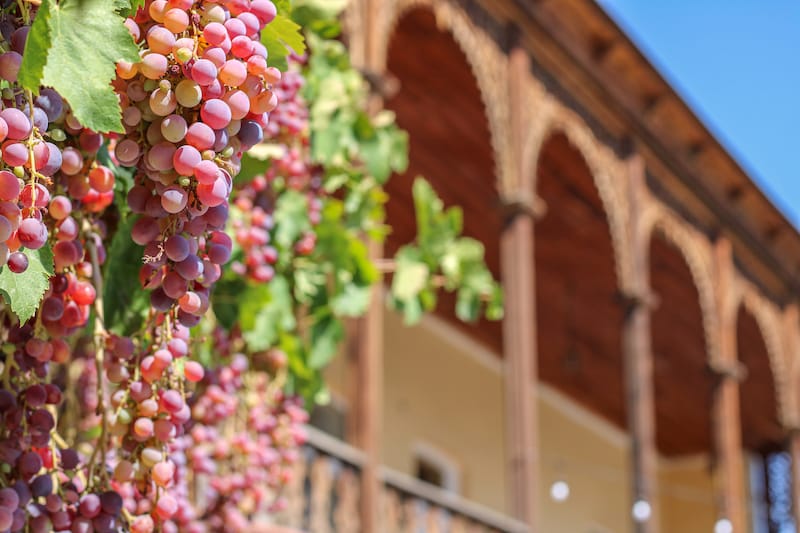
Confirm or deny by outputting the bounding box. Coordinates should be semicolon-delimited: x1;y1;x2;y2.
272;426;529;533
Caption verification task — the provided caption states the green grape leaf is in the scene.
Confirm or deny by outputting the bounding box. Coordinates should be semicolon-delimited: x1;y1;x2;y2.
103;216;149;335
0;245;54;324
330;283;372;317
21;0;139;133
241;276;296;352
120;0;146;17
212;273;247;330
18;0;52;91
455;289;481;323
391;248;429;302
360;126;409;183
273;0;292;15
261;13;306;72
308;312;343;369
274;189;310;249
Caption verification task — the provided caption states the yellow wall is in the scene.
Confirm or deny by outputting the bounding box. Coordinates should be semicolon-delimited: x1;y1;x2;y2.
381;311;508;511
537;386;631;533
322;311;719;532
658;457;716;532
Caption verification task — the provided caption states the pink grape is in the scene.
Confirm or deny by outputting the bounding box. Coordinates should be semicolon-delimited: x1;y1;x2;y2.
196;176;228;207
191;59;218;86
200;99;231;129
185;122;215;150
0;170;20;201
172;145;201;175
184;360;204;382
17;217;48;249
194;159;219;184
160;186;188;213
0;108;31;140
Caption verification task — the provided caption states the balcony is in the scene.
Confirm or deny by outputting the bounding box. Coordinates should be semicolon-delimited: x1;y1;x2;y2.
272;426;528;533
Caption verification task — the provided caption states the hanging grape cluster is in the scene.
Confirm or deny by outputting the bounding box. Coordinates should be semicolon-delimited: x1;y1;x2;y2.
231;62;321;283
0;0;314;530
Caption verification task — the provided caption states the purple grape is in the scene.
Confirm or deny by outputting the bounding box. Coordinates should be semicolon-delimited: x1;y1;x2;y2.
35;89;64;122
99;491;122;516
60;448;80;470
238;119;263;147
17;451;43;479
30;474;53;497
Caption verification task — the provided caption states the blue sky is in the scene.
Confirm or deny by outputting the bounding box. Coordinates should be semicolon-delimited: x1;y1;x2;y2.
595;1;800;224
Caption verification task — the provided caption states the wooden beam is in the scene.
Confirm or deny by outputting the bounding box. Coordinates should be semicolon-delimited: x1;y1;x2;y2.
710;238;747;531
624;154;660;533
353;4;386;529
501;42;539;530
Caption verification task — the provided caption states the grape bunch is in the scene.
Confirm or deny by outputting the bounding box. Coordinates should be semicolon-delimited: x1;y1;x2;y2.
230;62;321;283
100;0;283;527
0;4;131;531
0;16;114;275
157;331;306;533
0;319;128;533
116;0;282;328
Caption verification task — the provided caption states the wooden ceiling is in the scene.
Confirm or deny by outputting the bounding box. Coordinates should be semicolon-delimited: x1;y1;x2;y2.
382;6;783;458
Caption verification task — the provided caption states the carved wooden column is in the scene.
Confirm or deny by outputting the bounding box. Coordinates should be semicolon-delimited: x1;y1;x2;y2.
501;41;539;530
623;155;660;533
350;240;383;533
354;2;384;531
710;238;747;532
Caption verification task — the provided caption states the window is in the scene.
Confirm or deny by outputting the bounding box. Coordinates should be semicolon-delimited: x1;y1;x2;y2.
412;442;460;493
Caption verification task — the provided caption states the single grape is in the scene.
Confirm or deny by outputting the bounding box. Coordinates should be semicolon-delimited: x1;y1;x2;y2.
7;251;28;273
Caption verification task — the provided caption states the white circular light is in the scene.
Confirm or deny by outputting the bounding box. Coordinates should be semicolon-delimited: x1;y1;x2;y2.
714;519;733;533
632;500;651;522
550;480;570;502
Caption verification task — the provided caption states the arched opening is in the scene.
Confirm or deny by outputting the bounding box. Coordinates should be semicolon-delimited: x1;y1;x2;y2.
377;6;508;513
649;232;715;531
535;131;627;531
384;6;502;351
649;234;714;455
535;132;623;424
736;306;790;532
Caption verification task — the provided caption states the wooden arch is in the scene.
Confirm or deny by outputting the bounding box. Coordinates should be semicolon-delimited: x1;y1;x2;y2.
522;87;633;293
373;0;512;193
645;207;719;364
740;283;790;427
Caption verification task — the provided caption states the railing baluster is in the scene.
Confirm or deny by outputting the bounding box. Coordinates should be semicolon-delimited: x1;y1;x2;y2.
309;455;334;533
276;427;529;533
333;466;361;533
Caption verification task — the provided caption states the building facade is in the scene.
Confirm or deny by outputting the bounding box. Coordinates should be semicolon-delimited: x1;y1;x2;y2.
273;1;800;532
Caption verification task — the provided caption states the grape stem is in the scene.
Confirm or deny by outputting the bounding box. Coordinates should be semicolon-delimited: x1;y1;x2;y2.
24;90;41;206
85;230;110;489
16;0;29;25
1;347;17;390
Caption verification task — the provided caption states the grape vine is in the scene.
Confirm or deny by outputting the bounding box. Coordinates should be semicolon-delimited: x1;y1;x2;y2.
0;0;501;531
